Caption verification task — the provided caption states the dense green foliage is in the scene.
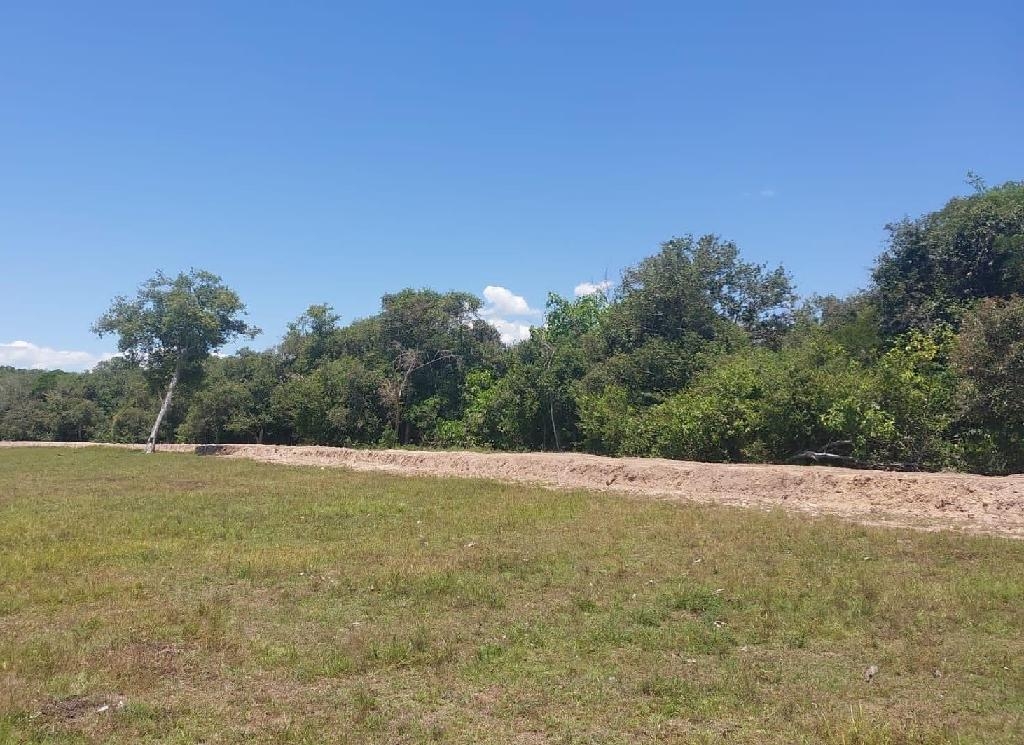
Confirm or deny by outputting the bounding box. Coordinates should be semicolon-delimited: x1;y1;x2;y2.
4;180;1024;472
92;269;259;380
873;179;1024;336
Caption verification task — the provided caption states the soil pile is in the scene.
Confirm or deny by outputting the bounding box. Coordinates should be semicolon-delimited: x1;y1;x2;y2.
5;441;1022;538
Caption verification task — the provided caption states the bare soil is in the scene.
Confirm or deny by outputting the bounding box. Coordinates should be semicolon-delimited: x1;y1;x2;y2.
4;441;1023;539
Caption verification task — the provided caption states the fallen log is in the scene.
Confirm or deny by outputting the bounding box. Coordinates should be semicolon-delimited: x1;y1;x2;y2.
788;450;922;472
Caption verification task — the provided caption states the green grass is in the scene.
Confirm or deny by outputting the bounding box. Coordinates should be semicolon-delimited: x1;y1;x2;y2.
0;447;1022;744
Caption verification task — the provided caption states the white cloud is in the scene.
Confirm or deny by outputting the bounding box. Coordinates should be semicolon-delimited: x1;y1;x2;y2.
759;188;776;198
479;285;539;344
487;319;533;345
482;285;540;317
0;340;116;372
574;280;613;297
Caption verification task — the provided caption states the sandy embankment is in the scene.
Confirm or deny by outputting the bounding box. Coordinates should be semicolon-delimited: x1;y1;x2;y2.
4;441;1023;539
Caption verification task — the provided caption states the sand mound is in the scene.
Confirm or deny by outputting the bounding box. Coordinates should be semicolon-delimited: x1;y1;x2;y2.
5;441;1023;538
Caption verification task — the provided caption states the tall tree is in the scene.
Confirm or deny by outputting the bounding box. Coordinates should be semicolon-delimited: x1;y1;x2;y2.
92;269;259;452
872;180;1024;336
373;289;500;444
611;235;796;347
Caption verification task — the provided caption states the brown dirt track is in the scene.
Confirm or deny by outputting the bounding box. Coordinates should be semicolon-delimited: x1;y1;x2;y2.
4;441;1024;539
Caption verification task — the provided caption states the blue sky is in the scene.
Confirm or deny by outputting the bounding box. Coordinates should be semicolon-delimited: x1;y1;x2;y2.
2;1;1022;369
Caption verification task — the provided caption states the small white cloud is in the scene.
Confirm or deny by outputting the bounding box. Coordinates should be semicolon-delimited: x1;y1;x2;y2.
0;340;116;372
487;319;532;345
479;285;539;344
759;188;776;198
481;285;540;317
574;280;613;297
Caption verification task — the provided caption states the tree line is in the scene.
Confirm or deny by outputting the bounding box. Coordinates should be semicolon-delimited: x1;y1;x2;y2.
3;179;1023;473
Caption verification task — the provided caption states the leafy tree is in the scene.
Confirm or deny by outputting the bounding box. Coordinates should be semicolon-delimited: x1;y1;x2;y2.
87;358;158;441
373;289;501;444
0;368;52;440
640;350;773;462
461;366;544;450
529;292;612;450
279;304;342;373
623;326;956;468
575;384;641;455
379;347;461;444
580;235;794;406
870;327;956;466
545;291;609;342
42;377;101;441
610;234;795;348
795;293;883;363
952;296;1024;473
224;350;283;443
873;180;1024;336
108;406;153;443
272;356;388;445
92;270;259;451
179;350;283;444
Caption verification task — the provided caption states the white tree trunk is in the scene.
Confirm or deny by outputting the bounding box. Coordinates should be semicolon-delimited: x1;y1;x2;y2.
550;399;562;452
145;369;180;453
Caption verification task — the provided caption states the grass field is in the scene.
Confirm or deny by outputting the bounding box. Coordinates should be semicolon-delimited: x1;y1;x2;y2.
0;447;1022;743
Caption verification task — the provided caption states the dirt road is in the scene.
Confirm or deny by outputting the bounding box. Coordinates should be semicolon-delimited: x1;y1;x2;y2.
4;441;1023;539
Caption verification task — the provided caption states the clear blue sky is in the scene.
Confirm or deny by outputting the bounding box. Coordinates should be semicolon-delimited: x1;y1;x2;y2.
2;1;1022;368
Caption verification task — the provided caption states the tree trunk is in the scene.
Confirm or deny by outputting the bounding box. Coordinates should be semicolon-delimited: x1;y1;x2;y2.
145;368;180;453
549;399;562;452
